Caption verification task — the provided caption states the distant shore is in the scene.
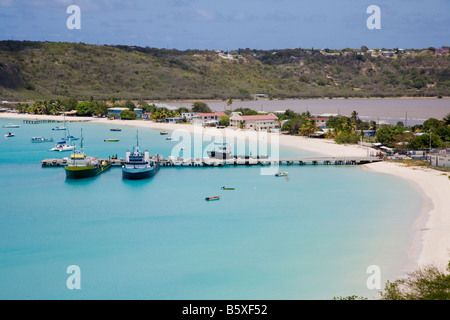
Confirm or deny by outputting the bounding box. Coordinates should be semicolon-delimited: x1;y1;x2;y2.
4;96;448;106
1;112;449;272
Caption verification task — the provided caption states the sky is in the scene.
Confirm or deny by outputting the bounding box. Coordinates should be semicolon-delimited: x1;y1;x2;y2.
0;0;449;50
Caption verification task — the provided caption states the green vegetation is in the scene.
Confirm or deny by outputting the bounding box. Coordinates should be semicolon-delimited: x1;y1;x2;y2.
335;262;450;300
0;41;449;101
373;114;450;150
191;102;212;113
380;262;450;300
278;108;450;149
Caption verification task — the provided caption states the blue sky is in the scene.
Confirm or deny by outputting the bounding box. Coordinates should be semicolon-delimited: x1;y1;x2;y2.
0;0;449;50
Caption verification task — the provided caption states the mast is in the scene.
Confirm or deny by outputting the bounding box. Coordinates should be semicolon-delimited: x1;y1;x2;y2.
80;128;84;150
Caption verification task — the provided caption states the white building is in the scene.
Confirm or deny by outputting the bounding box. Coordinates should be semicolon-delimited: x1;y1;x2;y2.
181;113;199;122
192;112;227;126
430;154;450;168
230;113;278;131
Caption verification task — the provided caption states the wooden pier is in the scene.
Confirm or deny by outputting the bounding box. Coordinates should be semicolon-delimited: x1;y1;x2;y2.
24;119;91;124
41;156;382;168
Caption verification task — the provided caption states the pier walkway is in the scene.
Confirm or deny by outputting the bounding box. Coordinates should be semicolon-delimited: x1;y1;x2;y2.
24;119;91;124
41;156;382;168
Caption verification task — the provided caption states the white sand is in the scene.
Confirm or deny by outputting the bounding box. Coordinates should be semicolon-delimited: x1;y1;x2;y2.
365;161;450;269
2;113;449;270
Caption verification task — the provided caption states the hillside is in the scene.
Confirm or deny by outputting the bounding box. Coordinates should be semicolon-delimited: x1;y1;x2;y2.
0;41;449;101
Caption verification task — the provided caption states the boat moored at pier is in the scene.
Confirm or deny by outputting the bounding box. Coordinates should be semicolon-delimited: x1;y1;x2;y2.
64;130;111;179
122;132;160;180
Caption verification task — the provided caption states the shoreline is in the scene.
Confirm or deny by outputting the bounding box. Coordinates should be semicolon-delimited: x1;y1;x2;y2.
1;112;449;272
3;96;449;105
364;161;450;270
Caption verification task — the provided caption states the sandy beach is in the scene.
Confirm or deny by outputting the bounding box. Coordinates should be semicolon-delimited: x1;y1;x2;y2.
2;112;449;271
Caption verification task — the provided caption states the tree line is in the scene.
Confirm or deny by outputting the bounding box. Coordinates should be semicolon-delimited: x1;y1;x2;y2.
279;109;450;150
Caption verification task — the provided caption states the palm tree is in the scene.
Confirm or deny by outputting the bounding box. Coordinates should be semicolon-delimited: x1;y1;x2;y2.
443;113;450;126
350;110;359;123
299;120;317;136
227;98;233;111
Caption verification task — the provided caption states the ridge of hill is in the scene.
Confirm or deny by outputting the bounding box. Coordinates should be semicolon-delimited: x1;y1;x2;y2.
0;41;449;101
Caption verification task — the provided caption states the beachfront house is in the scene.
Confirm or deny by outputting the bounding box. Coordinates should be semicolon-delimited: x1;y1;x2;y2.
229;113;278;131
181;112;199;123
192;112;227;126
309;117;328;129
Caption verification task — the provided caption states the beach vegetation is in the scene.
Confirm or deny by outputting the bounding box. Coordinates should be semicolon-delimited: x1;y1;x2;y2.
119;109;137;120
380;262;450;300
233;107;260;116
218;116;230;127
192;102;212;113
335;261;450;300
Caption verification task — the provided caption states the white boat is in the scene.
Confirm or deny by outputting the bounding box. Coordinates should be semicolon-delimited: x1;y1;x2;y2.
2;124;20;128
49;141;75;152
208;142;233;159
52;113;69;132
32;137;54;143
4;132;15;137
52;126;67;131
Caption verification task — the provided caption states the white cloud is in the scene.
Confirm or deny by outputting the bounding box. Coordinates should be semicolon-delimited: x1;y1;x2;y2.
195;9;216;21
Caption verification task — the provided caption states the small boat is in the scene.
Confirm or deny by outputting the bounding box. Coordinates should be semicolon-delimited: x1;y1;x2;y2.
2;124;20;128
110;128;122;132
160;131;168;135
205;196;221;201
31;137;54;143
4;132;15;137
275;172;288;177
52;126;67;131
166;137;173;141
104;139;120;142
221;187;235;190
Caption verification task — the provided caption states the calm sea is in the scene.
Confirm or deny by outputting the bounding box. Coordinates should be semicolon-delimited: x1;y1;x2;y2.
0;118;424;300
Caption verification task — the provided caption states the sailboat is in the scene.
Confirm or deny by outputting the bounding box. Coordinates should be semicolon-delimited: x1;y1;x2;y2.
49;116;75;152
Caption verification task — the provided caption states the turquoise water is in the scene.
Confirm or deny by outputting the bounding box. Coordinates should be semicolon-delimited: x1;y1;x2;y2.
0;119;424;299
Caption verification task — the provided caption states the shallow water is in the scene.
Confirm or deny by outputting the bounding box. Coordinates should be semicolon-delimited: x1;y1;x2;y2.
0;118;424;299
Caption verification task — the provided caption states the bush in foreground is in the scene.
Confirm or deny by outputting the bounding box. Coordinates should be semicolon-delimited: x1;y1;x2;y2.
380;262;450;300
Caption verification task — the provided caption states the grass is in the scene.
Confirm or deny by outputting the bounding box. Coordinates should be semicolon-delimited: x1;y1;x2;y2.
1;41;449;101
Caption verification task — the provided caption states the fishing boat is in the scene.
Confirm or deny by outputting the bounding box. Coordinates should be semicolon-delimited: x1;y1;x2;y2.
205;196;220;201
275;172;288;177
31;137;54;143
160;131;168;135
2;124;20;128
104;139;120;142
65;131;112;179
4;132;15;137
122;132;160;180
221;187;235;190
110;128;122;132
